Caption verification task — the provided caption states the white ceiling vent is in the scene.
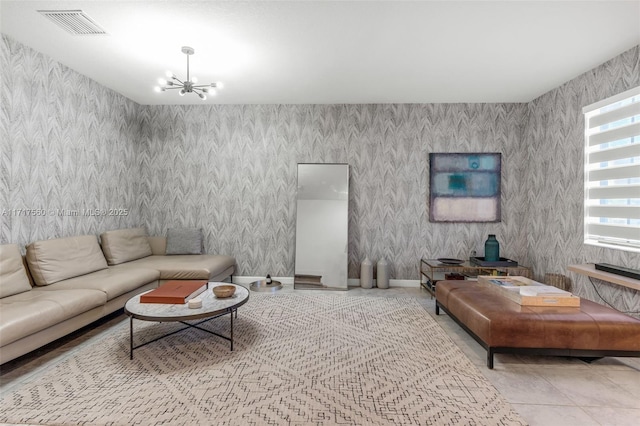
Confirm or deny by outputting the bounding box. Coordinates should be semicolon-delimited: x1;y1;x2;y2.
38;10;107;35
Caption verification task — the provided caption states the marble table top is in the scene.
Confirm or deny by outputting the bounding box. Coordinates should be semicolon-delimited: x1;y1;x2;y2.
125;283;249;322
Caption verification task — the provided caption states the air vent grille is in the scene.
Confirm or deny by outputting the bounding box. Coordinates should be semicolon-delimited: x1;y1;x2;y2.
38;10;107;35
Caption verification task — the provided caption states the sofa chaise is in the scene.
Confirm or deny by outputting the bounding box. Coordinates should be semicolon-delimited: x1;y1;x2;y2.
0;228;235;364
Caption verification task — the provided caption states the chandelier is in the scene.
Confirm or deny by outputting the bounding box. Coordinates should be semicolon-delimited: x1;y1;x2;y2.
154;46;221;100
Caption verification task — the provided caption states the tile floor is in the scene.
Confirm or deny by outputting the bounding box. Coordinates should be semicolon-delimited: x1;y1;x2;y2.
1;284;639;426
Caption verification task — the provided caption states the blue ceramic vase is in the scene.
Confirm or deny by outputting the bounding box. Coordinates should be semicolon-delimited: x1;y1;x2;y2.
484;234;500;262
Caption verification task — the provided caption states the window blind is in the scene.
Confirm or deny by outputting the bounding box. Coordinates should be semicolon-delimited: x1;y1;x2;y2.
583;86;640;252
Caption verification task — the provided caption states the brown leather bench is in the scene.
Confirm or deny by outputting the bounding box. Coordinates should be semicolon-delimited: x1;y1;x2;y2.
435;280;640;368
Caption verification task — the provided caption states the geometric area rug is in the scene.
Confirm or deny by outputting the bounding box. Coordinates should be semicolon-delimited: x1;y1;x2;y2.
0;293;526;425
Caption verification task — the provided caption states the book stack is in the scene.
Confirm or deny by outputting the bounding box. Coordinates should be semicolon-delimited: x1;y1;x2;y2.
477;276;580;307
140;280;207;304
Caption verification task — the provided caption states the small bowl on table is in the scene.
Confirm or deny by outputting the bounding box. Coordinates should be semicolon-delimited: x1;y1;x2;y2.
212;285;236;298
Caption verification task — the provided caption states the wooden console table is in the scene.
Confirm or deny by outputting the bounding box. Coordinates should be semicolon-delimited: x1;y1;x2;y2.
419;258;532;298
568;264;640;292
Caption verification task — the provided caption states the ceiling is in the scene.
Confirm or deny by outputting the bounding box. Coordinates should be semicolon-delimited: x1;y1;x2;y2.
1;1;639;105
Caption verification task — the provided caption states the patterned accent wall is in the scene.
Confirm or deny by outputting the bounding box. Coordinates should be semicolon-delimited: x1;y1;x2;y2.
4;31;638;316
523;46;640;316
0;35;144;248
139;103;529;278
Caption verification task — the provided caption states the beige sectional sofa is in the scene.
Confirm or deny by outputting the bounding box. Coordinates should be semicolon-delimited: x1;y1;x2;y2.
0;228;235;364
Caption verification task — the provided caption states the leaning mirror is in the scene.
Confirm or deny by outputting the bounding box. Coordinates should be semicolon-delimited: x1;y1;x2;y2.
294;163;349;290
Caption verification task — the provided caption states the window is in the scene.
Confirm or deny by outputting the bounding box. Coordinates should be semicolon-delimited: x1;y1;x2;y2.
583;86;640;252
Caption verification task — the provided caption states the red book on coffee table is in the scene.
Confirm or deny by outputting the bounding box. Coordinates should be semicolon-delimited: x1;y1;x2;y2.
140;280;207;304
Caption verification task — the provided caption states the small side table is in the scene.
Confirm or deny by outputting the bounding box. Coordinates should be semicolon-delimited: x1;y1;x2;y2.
419;258;532;298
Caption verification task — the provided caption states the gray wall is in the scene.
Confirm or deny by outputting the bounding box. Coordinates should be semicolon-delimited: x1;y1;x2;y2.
138;103;528;278
2;33;638;315
523;46;640;314
1;35;144;246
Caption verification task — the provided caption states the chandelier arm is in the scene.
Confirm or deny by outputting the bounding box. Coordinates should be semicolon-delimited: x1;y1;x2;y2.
192;84;215;89
171;76;185;85
163;86;184;90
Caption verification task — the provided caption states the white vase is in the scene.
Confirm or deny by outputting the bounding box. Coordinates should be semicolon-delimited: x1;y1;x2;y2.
360;257;373;289
377;258;389;289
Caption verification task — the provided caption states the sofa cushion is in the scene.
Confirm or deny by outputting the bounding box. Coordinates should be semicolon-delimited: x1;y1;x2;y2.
0;288;107;347
147;236;167;255
123;255;235;280
37;266;160;301
26;236;108;286
0;244;32;298
166;228;204;255
100;228;152;265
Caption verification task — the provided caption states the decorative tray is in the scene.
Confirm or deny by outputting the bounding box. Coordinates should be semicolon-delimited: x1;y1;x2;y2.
469;257;518;267
437;258;464;265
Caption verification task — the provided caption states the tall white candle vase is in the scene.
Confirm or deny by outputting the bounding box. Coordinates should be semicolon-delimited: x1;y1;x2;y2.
360;257;373;289
377;258;389;289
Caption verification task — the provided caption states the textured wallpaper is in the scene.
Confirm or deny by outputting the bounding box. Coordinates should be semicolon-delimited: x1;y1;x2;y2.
138;103;528;279
0;35;144;247
523;46;640;314
2;33;639;316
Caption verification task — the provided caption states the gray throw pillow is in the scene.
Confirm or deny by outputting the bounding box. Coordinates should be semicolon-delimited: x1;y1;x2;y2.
165;228;204;255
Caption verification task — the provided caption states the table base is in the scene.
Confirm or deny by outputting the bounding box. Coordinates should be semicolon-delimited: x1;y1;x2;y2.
129;308;239;360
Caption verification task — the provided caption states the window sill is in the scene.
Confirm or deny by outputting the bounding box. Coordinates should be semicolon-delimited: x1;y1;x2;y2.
584;240;640;254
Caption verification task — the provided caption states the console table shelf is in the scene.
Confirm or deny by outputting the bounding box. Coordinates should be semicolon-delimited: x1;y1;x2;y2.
419;258;532;298
568;264;640;292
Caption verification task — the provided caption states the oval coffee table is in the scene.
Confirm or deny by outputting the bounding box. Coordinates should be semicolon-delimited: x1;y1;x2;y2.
124;283;249;359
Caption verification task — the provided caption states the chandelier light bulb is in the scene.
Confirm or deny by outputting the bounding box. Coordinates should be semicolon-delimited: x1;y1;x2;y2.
158;78;167;85
191;76;198;83
216;82;224;89
179;88;186;96
154;86;162;93
165;70;174;79
198;92;206;100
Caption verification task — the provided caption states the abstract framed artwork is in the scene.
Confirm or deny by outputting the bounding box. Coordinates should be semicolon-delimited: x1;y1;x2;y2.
429;153;501;222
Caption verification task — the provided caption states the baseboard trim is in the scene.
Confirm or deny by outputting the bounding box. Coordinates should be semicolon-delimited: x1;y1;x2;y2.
388;279;420;288
231;276;419;288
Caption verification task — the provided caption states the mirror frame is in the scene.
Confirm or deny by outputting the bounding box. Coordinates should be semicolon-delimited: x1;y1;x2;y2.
294;163;349;290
